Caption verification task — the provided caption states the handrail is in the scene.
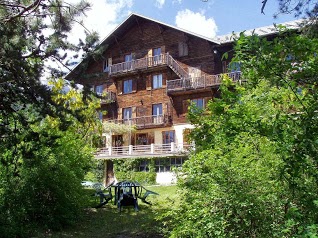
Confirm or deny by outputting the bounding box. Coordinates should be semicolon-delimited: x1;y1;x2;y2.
167;71;242;92
107;114;171;127
95;142;194;158
109;53;169;75
167;54;189;79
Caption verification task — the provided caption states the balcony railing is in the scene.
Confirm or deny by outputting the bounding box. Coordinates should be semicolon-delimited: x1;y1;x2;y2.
109;54;169;75
166;71;242;93
95;142;193;159
98;91;116;104
108;114;172;128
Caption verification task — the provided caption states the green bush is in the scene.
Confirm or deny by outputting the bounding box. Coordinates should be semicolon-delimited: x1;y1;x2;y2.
115;171;157;185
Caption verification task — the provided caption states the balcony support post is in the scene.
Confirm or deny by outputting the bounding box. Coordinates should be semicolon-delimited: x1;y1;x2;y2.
109;146;112;156
129;145;133;155
171;142;175;152
151;143;154;154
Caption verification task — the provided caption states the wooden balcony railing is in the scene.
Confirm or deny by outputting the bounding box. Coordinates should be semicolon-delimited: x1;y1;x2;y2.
166;71;242;93
95;142;193;159
108;114;172;128
109;54;169;75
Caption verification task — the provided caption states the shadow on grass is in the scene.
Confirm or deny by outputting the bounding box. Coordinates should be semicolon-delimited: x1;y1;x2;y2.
37;185;178;238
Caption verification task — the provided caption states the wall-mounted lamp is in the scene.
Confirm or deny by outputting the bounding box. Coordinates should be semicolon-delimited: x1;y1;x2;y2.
213;49;218;54
140;99;143;105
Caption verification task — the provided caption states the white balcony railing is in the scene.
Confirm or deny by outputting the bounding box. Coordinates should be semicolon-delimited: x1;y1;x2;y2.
95;142;193;159
107;114;172;128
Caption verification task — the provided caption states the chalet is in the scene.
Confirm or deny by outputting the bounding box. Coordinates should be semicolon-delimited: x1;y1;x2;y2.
67;13;302;185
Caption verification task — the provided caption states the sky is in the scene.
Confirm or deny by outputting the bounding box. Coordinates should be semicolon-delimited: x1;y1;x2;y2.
67;0;300;45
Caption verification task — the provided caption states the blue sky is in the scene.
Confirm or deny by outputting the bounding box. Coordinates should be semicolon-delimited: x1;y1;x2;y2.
69;0;295;43
68;0;300;44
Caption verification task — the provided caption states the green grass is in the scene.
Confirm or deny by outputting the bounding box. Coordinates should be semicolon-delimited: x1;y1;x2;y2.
35;185;179;238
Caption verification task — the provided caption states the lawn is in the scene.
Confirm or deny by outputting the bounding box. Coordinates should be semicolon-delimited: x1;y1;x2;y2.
36;185;179;238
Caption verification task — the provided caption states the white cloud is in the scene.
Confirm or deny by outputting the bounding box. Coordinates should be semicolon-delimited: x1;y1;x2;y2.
173;0;182;4
155;0;165;9
175;9;218;38
67;0;134;44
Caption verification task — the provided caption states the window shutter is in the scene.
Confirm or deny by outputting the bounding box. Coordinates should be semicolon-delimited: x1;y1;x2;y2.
117;80;122;95
162;73;167;88
148;49;152;66
132;53;136;60
132;79;137;92
118;108;122;120
108;57;112;66
132;106;137;118
148;49;152;57
204;97;212;108
148;132;154;144
161;45;165;54
146;75;152;90
183;99;190;113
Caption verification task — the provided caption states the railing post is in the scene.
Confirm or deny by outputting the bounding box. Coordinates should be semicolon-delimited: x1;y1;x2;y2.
171;142;175;152
109;146;112;156
151;143;154;154
129;145;133;155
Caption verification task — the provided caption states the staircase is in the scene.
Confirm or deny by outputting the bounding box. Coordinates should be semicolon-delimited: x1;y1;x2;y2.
166;54;189;79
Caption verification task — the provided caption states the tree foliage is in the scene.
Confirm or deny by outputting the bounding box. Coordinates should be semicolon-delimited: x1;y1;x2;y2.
167;27;318;237
0;1;102;236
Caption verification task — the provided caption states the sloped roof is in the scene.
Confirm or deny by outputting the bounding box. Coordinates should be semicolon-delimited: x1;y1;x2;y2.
99;13;220;46
213;19;304;44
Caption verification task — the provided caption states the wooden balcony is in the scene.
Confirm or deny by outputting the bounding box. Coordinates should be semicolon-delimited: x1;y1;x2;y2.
95;142;193;159
166;71;242;94
99;91;116;104
109;53;169;76
108;114;172;129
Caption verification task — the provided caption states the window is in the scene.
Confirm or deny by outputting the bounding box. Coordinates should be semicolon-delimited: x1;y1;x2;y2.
123;107;132;121
191;98;205;110
95;85;104;96
125;53;133;70
152;74;162;89
155;158;186;173
152;103;163;124
153;47;162;64
163;130;175;144
139;160;149;172
125;54;132;62
123;79;133;94
178;42;188;57
103;58;112;72
97;111;103;121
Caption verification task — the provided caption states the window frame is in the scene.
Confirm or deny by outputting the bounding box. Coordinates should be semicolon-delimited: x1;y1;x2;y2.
152;74;163;89
123;79;133;94
191;98;205;110
162;130;175;144
123;107;132;120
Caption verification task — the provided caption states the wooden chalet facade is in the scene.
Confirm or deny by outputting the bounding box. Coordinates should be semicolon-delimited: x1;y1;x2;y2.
67;13;242;184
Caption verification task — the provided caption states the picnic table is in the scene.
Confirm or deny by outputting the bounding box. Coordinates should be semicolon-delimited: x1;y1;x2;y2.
93;180;158;211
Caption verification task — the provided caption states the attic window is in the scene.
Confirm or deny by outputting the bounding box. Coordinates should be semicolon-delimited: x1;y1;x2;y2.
178;42;188;57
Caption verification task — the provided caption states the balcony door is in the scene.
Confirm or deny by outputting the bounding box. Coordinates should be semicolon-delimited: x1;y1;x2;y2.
124;53;133;70
123;107;132;125
153;48;162;65
152;103;163;124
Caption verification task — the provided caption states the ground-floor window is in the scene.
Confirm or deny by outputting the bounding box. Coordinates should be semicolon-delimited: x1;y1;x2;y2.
139;160;149;172
155;157;186;173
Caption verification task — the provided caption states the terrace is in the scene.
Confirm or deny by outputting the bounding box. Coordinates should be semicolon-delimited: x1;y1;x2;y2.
107;114;172;129
95;142;193;159
166;71;242;94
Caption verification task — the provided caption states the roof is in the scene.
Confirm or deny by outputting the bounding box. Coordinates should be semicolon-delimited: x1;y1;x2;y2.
213;19;304;44
65;13;221;79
